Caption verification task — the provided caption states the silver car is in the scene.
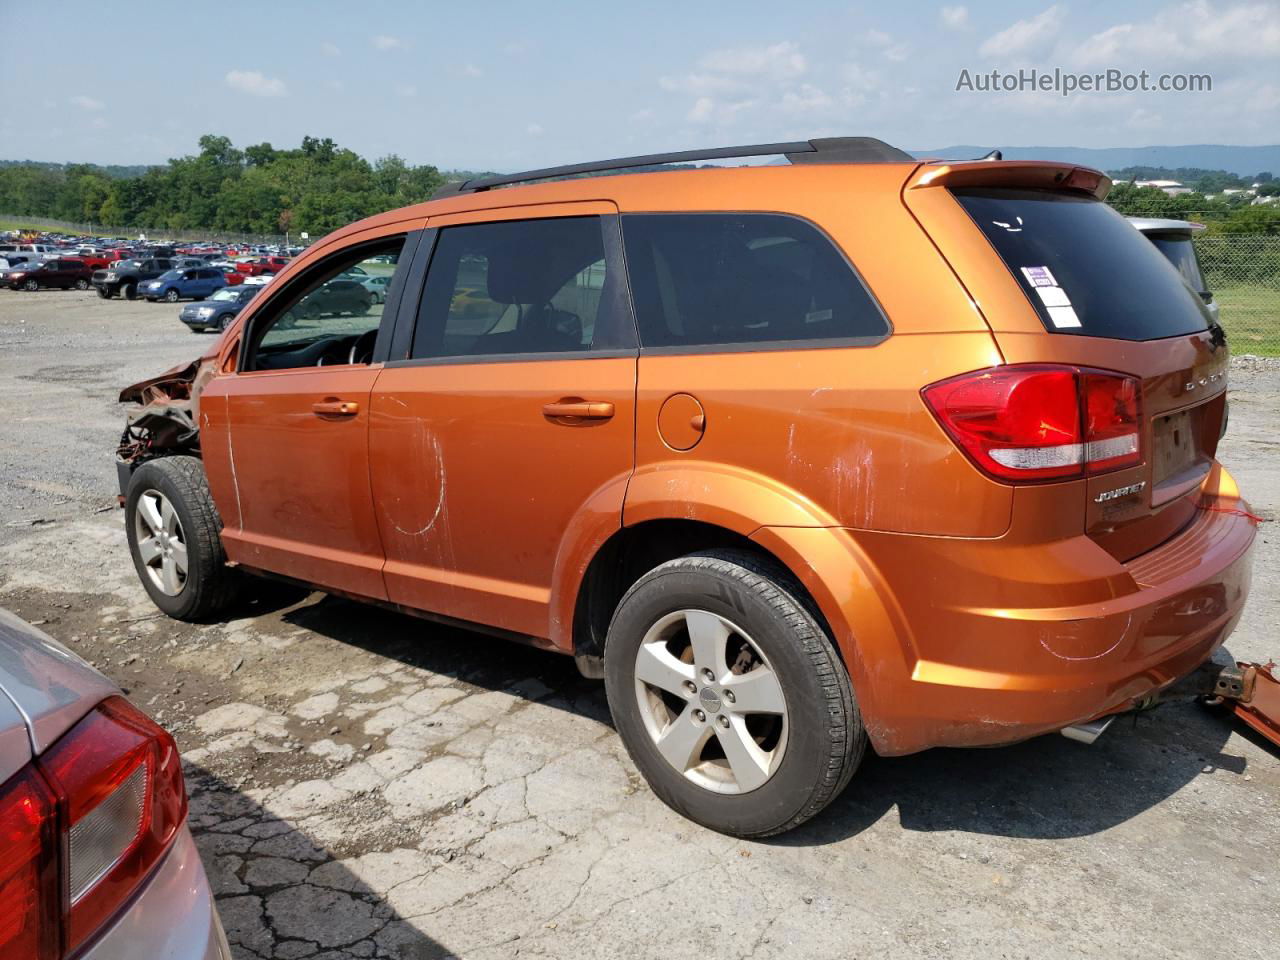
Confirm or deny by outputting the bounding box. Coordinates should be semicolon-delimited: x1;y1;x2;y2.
0;607;230;960
1128;217;1220;324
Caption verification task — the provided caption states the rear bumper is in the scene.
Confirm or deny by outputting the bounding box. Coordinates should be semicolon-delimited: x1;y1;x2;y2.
83;825;230;960
766;465;1256;756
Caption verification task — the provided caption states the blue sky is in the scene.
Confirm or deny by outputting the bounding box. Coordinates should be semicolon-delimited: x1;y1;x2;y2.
2;0;1277;170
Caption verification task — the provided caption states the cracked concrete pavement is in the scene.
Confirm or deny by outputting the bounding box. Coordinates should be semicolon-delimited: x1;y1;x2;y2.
1;291;1278;959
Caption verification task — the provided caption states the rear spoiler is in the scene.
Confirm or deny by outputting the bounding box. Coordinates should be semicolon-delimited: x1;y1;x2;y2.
907;160;1111;200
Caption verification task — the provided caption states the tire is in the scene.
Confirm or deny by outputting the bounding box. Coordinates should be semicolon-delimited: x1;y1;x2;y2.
125;456;236;621
122;282;137;300
75;278;89;290
604;549;864;838
164;288;180;303
97;286;112;299
218;313;233;332
23;279;38;291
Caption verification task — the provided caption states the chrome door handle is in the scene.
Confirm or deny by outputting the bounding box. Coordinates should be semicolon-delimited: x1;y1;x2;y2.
312;400;360;417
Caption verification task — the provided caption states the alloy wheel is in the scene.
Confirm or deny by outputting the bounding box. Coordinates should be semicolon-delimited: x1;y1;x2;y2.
133;489;188;596
633;609;788;794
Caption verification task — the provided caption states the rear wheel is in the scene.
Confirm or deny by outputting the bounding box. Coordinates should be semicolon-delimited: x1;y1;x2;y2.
604;549;863;837
125;456;235;621
74;278;89;290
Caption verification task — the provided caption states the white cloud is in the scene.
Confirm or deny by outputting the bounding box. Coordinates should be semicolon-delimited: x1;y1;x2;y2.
372;34;403;50
979;5;1064;58
699;41;806;79
1072;1;1280;64
70;95;104;110
940;5;969;29
687;97;715;122
780;84;833;113
883;43;910;62
662;41;807;97
463;63;483;78
526;122;544;136
224;70;288;98
321;42;341;57
864;29;893;48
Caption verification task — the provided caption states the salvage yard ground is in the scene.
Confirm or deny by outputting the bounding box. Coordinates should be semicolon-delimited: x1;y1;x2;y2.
1;290;1277;960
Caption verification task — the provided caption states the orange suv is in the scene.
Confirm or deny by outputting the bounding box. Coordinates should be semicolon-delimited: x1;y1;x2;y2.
116;138;1255;837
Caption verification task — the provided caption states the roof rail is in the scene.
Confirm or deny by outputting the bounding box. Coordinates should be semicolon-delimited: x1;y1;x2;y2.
432;137;913;198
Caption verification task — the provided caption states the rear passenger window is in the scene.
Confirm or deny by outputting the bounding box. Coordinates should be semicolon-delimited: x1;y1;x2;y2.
412;217;614;360
622;214;888;350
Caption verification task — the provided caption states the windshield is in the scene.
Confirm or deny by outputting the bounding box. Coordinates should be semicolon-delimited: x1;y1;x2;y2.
952;188;1211;341
209;288;240;302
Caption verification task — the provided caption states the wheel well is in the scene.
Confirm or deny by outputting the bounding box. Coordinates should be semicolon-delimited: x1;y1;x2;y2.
571;519;833;676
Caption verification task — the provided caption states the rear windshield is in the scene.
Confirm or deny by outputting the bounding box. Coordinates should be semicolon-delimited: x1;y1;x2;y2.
1145;234;1208;295
953;188;1210;341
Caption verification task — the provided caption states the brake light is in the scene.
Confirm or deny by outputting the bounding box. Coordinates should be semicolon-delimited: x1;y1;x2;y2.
922;364;1143;482
37;697;188;955
0;769;59;960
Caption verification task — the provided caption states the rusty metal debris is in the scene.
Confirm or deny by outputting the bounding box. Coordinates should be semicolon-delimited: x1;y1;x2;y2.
1137;653;1280;750
1212;660;1280;750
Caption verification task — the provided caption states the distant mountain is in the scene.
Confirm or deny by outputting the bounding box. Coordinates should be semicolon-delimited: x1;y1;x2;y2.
0;159;157;179
910;145;1279;177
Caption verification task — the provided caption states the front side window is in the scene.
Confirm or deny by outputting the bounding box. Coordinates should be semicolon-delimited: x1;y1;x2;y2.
246;236;407;371
411;216;612;360
621;213;889;350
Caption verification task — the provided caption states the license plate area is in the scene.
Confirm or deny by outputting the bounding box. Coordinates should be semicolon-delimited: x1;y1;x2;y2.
1152;409;1200;486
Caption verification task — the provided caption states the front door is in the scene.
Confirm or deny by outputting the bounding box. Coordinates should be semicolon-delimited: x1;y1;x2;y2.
201;226;419;598
369;205;637;640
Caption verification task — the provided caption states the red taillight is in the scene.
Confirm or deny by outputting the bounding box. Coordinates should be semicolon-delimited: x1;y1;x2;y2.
0;769;59;960
37;697;187;955
922;364;1143;483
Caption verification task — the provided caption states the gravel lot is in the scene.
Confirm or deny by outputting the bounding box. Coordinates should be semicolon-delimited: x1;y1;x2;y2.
1;289;1278;960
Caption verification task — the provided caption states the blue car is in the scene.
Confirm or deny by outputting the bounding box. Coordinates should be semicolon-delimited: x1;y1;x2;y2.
140;267;226;303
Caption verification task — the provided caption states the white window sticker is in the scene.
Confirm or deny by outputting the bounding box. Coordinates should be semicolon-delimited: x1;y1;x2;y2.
805;308;833;323
1047;305;1082;329
1020;265;1058;288
1035;286;1071;308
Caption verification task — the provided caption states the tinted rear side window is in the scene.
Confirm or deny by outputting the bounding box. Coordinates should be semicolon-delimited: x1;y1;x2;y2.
621;213;888;350
953;188;1210;341
412;216;618;360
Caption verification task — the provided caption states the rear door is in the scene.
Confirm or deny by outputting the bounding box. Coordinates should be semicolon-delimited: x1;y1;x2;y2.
908;172;1226;560
368;203;637;639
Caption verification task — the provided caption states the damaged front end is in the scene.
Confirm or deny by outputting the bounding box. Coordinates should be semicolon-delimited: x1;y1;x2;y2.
115;354;220;498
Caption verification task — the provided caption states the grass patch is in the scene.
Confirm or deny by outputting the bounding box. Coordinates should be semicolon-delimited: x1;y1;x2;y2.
1215;285;1280;357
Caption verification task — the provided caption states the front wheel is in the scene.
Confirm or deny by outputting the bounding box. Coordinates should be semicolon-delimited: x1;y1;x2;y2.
23;279;38;291
604;549;864;838
125;456;236;621
97;286;112;299
164;288;180;303
218;313;234;332
122;282;137;300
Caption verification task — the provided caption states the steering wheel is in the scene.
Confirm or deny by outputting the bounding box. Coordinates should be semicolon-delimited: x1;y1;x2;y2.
348;329;378;365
